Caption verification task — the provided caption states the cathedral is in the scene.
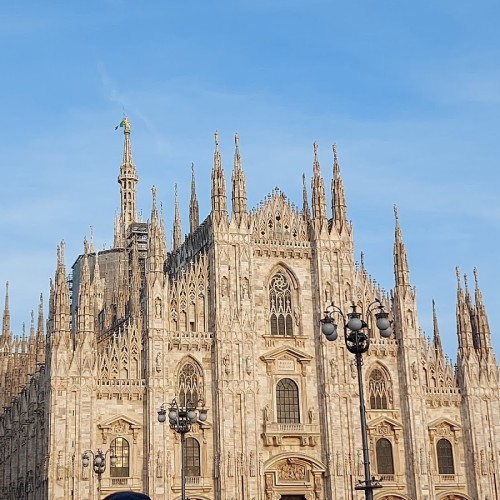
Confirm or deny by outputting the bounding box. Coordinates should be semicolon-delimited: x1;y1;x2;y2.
0;118;499;500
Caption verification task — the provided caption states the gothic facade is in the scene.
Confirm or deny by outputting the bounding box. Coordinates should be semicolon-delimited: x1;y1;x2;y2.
0;120;499;500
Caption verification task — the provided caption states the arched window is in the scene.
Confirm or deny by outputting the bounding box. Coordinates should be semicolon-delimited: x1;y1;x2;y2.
376;438;394;475
178;362;201;407
437;438;455;474
186;437;201;476
269;272;294;336
110;437;130;477
276;378;300;423
368;369;389;409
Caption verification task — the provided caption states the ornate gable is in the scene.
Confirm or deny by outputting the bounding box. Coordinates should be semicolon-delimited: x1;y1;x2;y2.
97;414;142;444
368;415;403;443
260;346;313;376
428;417;461;444
250;188;308;243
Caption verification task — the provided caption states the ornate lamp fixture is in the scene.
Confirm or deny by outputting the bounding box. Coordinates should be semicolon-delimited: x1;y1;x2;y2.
158;399;208;500
82;448;117;500
321;299;392;500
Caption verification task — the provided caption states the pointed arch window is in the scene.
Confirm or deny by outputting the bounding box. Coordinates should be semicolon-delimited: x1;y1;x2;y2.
368;369;390;409
110;437;130;477
178;362;202;407
186;437;201;476
376;438;394;475
437;438;455;474
269;272;294;336
276;378;300;423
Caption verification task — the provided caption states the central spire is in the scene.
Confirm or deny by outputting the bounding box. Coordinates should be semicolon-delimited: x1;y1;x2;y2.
116;117;139;247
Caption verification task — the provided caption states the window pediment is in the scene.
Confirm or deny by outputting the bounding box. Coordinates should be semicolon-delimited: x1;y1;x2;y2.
98;414;142;443
428;417;460;430
260;347;312;376
428;417;460;444
368;416;402;442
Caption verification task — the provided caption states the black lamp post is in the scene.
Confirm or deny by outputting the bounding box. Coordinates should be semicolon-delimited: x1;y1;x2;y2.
158;399;208;500
81;448;117;500
320;298;392;500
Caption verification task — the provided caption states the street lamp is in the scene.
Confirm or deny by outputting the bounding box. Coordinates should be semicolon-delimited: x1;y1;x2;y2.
82;448;117;500
320;298;392;500
158;399;208;500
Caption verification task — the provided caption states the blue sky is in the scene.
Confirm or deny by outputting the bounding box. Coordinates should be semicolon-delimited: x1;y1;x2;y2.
1;1;499;358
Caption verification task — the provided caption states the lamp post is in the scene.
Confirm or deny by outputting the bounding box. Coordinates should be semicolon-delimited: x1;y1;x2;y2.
320;298;392;500
157;399;208;500
81;448;117;500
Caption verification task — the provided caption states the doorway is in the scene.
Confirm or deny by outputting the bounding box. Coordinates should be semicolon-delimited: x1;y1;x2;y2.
281;496;307;500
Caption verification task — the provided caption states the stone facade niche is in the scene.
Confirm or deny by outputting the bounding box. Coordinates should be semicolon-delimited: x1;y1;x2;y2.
260;347;318;447
367;416;403;482
264;455;325;500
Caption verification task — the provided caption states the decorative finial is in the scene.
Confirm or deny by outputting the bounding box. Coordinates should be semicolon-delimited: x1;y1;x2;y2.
57;241;65;265
214;130;219;148
235;133;239;148
152;185;157;203
464;273;469;293
175;183;178;200
393;204;399;222
302;173;306;187
333;143;338;161
115;116;131;132
473;267;479;288
455;266;461;288
313;141;318;158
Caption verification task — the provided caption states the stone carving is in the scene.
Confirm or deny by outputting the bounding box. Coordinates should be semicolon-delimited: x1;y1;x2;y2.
336;451;343;476
249;451;256;477
242;277;249;298
246;356;252;375
227;451;234;477
278;458;306;481
411;362;418;380
223;354;231;375
154;297;162;318
308;407;314;424
155;451;163;478
56;451;64;481
221;276;229;297
112;420;127;434
264;405;270;422
419;447;426;474
330;358;337;383
481;449;487;475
